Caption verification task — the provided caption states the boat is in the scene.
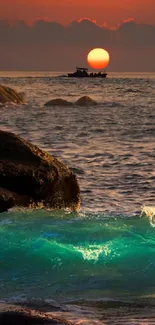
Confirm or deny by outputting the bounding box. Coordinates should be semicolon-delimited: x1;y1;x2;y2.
67;67;107;78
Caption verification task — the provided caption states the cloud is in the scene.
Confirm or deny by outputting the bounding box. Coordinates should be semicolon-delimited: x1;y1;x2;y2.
0;19;155;71
77;18;97;24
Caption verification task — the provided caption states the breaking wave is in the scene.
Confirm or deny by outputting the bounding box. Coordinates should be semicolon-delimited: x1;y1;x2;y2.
1;207;155;303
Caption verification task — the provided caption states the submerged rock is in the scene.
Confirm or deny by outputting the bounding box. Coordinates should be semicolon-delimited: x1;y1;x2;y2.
0;130;80;213
75;96;97;106
0;85;25;104
45;98;73;107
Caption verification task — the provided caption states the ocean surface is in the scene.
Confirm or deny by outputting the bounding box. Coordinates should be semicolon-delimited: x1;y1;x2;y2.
0;72;155;324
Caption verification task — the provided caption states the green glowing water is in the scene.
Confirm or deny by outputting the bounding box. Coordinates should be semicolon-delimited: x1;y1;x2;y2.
1;209;155;303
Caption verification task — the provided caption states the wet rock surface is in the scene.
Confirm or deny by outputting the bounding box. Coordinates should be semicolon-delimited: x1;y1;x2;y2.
0;130;80;213
0;307;74;325
0;85;25;104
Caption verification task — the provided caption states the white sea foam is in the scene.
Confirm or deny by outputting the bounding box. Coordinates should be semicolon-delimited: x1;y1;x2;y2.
75;244;111;261
141;206;155;226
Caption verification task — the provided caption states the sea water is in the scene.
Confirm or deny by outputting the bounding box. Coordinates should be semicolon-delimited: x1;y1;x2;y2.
0;72;155;324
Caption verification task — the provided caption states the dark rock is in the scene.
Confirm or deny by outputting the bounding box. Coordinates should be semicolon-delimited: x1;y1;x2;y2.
0;187;30;212
45;99;73;107
0;130;80;213
0;310;74;325
44;97;97;107
0;85;25;104
75;96;97;106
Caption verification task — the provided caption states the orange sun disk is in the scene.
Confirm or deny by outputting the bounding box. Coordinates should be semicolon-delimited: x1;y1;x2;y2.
87;48;110;70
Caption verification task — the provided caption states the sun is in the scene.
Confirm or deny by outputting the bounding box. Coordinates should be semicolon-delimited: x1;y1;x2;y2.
87;48;110;70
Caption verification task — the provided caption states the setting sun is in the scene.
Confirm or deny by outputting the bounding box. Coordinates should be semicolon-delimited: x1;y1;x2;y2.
87;48;110;70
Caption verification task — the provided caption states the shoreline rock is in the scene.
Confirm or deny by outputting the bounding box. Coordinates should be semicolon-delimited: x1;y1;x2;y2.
0;85;25;104
0;130;80;213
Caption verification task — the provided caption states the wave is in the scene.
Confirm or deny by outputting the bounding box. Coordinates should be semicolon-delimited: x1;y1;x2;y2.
124;88;144;94
101;101;124;108
1;208;155;302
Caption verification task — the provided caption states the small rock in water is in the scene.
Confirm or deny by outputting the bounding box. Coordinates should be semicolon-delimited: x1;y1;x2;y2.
45;98;73;107
75;96;97;106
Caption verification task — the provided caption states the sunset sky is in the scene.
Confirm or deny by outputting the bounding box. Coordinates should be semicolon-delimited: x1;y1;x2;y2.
1;0;155;26
0;0;154;71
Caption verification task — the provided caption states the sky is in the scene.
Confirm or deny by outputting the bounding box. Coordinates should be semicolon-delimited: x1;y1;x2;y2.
0;0;155;71
1;0;155;26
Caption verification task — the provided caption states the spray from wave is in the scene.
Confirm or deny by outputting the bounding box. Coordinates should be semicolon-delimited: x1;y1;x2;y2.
141;205;155;226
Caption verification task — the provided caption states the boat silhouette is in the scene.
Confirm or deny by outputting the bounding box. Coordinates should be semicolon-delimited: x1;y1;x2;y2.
68;67;107;78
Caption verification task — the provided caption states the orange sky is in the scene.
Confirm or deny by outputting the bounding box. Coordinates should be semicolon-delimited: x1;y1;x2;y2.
0;0;155;26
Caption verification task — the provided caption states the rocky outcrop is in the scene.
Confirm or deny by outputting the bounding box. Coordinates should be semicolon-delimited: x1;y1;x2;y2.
0;130;80;213
0;85;25;104
45;98;73;107
75;96;97;106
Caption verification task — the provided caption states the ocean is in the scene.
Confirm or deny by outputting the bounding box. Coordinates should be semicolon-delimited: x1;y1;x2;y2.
0;72;155;324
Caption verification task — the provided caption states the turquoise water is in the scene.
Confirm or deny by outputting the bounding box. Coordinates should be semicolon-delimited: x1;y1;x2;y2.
1;209;155;303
